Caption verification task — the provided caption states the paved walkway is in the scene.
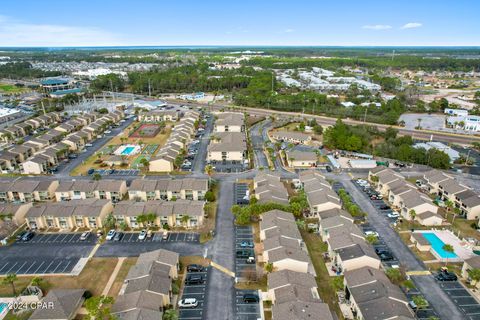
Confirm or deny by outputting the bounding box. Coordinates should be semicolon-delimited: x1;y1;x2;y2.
102;257;126;296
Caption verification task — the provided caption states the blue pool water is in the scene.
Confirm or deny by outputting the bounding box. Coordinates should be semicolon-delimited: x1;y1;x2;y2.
121;146;135;155
0;303;7;313
422;233;458;259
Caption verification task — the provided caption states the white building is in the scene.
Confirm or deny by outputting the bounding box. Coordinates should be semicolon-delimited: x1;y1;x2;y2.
413;141;460;162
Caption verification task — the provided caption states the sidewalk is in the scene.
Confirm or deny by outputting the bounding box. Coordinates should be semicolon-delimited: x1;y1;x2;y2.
102;257;126;296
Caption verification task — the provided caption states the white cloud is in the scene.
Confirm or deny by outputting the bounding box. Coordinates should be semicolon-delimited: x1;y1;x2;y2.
362;24;392;30
0;15;123;46
284;29;294;33
401;22;423;29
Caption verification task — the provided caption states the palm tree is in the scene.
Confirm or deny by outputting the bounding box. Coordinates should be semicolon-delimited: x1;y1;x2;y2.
412;295;428;317
445;200;454;212
204;165;214;177
468;268;480;286
31;276;43;287
146;213;157;227
409;209;416;227
92;173;102;181
163;309;178;320
180;215;191;227
2;273;17;296
365;234;379;245
385;268;402;284
443;244;455;266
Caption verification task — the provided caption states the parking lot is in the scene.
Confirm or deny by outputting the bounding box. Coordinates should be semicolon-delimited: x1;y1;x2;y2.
235;226;256;280
0;257;79;275
15;232;97;245
179;267;209;320
103;232;200;243
404;288;439;319
235;289;261;320
234;183;249;205
437;281;480;319
94;169;139;176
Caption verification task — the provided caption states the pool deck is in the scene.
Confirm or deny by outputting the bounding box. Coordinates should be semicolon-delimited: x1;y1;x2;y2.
416;229;475;262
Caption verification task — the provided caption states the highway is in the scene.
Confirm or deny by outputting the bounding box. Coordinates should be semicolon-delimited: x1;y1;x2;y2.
171;99;480;146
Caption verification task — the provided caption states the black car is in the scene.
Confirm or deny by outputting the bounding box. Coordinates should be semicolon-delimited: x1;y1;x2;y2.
185;274;204;285
379;205;391;210
325;165;332;172
236;249;254;258
87;168;95;175
21;231;35;241
187;264;205;272
379;252;394;261
435;271;457;281
243;294;259;303
113;232;124;241
16;231;27;240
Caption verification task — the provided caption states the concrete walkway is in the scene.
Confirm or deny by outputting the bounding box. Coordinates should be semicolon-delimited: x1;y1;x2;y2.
102;257;126;296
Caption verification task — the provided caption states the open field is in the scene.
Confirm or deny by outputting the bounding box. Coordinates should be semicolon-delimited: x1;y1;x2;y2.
107;257;138;297
0;258;118;297
0;83;27;93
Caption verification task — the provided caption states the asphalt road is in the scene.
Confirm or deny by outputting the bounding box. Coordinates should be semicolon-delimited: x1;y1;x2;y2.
249;119;270;169
192;113;213;174
181;100;480;146
204;180;236;320
341;178;465;320
56;117;135;178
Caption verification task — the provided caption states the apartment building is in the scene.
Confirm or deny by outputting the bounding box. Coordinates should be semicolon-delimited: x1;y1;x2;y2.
55;180;127;202
270;131;312;145
128;178;208;201
299;170;341;216
112;249;179;319
113;200;205;229
138;110;179;122
0;203;33;226
424;169;480;220
207;132;247;163
285;150;317;168
253;172;289;205
343;266;414;320
25;199;113;230
214;112;245;132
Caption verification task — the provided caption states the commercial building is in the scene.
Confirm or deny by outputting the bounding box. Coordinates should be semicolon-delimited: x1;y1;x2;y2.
413;141;460;162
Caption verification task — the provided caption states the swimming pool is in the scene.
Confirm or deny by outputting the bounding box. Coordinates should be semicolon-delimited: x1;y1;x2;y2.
422;232;458;259
0;302;7;314
121;146;135;155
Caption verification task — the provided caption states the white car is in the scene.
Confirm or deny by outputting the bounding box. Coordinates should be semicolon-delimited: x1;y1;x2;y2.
104;130;112;134
387;212;400;219
138;229;147;240
80;231;91;241
364;231;379;237
106;229;116;240
178;298;198;308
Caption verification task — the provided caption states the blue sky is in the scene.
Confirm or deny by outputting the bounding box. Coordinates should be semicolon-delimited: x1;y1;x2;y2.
0;0;478;46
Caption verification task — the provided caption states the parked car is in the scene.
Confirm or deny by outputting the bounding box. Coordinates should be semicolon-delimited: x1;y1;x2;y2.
87;168;95;175
185;274;204;285
240;241;254;248
80;231;91;241
379;252;394;261
162;231;169;240
21;231;35;241
104;130;112;134
85;143;93;147
16;231;27;241
364;231;379;237
435;270;458;281
236;249;254;258
246;257;256;264
178;298;198;308
147;230;153;238
106;229;116;240
113;232;124;241
379;205;391;210
243;294;259;303
387;212;400;219
325;165;332;172
187;264;205;272
138;229;147;240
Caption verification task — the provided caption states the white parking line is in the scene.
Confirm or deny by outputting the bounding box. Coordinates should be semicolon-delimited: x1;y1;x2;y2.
61;261;72;273
24;262;37;274
52;261;64;273
0;262;10;273
42;260;55;273
5;262;18;273
33;261;45;273
15;261;28;273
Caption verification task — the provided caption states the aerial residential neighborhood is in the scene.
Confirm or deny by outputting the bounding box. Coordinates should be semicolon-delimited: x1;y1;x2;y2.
1;1;480;320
